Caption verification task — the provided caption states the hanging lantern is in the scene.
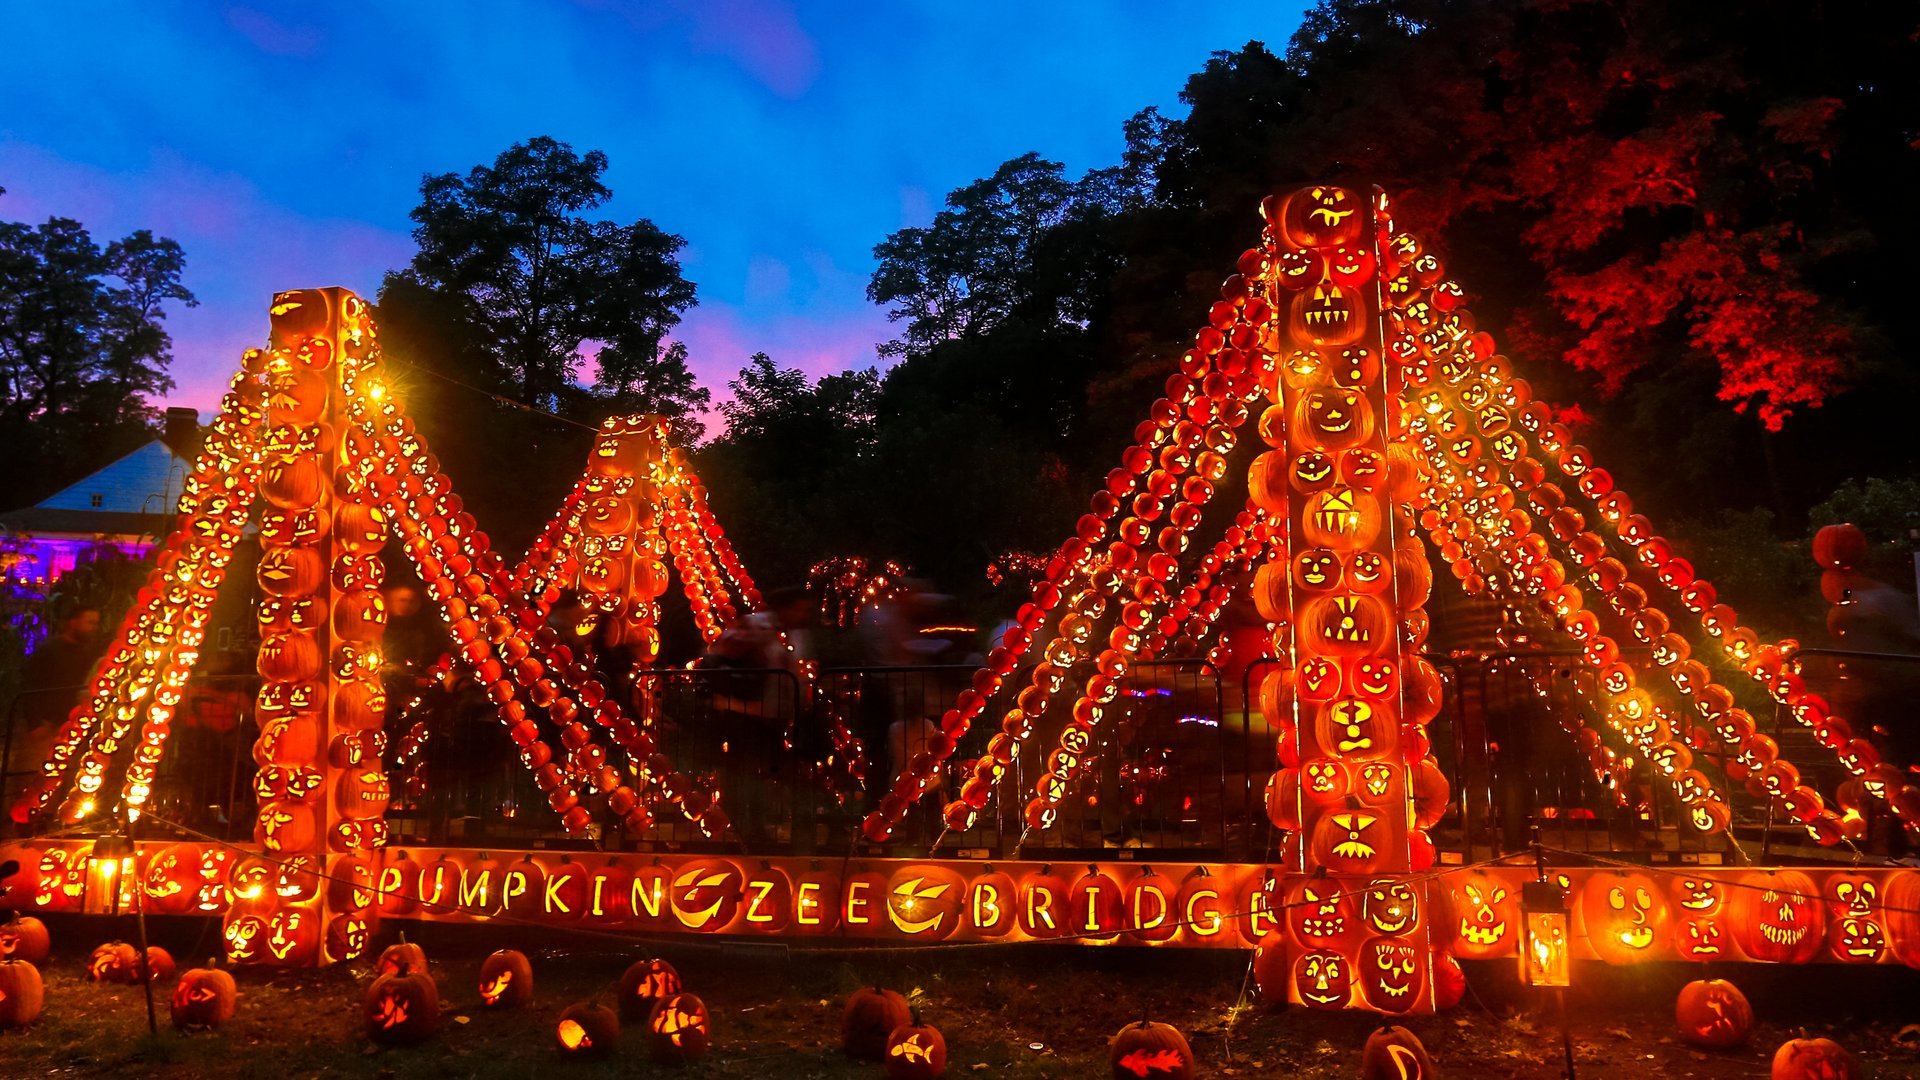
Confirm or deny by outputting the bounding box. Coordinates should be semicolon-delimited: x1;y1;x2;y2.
1519;878;1570;988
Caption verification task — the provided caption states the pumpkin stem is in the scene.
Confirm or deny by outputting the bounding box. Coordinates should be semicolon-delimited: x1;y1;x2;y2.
910;1005;922;1026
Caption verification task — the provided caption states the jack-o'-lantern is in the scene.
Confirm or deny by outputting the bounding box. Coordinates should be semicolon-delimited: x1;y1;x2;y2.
1364;878;1419;936
333;503;390;554
1296;387;1375;450
263;908;316;964
332;589;387;643
259;505;329;547
257;631;321;682
0;916;50;965
365;960;440;1046
262;454;325;509
1294;548;1342;592
257;546;323;596
0;957;45;1029
1314;697;1397;761
1448;869;1518;959
1676;978;1752;1048
1302;486;1383;551
1019;865;1070;939
1291;450;1337;492
1304;593;1392;659
1676;916;1727;961
1176;867;1228;942
376;932;426;978
1360;936;1422;1013
142;843;202;915
1581;871;1669;964
222;914;265;964
256;680;321;725
1361;1024;1435;1080
647;992;711;1064
1297;657;1342;703
254;716;320;767
1731;870;1823;964
618;957;682;1020
556;1000;619;1058
1294;948;1354;1010
1124;867;1177;943
1278;184;1364;248
1068;865;1126;938
476;945;537;1006
1287;875;1355;947
88;941;139;982
1309;802;1392;873
253;799;316;853
1825;875;1885;962
884;1007;947;1080
170;962;237;1030
325;912;371;961
886;864;967;940
1108;1016;1194;1079
1770;1034;1860;1080
1345;552;1391;596
1355;761;1398;804
335;765;391;818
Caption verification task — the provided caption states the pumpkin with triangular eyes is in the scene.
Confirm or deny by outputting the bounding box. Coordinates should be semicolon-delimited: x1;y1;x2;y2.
1448;870;1520;959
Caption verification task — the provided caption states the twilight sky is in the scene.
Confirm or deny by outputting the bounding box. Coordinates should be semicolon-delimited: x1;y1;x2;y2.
0;2;1305;417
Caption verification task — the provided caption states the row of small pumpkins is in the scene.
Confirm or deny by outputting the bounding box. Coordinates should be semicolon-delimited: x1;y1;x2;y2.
364;935;712;1063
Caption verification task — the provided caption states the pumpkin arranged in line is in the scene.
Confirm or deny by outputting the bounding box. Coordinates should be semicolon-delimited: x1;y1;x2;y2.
555;1000;619;1058
364;960;440;1046
1771;1033;1860;1080
0;915;50;965
885;1007;948;1079
1676;978;1752;1049
171;961;238;1030
618;956;683;1020
1360;1025;1436;1080
1109;1016;1193;1080
843;984;912;1060
1251;939;1289;1007
477;948;533;1008
138;945;176;982
647;991;711;1065
0;957;44;1028
376;931;427;977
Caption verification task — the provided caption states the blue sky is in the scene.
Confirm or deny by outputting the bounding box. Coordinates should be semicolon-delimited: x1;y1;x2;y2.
0;2;1306;415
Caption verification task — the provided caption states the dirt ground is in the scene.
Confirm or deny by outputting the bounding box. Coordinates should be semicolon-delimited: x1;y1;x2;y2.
4;915;1920;1078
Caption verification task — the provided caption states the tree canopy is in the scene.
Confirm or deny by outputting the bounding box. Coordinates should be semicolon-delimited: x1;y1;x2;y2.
0;189;195;509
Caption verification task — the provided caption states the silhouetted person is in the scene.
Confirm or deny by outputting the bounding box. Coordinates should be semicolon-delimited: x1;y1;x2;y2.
11;605;104;781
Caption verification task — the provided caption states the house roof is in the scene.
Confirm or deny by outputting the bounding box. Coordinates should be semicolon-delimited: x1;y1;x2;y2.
0;506;175;539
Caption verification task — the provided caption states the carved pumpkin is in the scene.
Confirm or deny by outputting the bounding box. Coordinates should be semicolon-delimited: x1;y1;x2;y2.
844;985;912;1060
88;941;138;982
1360;1024;1436;1080
647;992;711;1065
1730;870;1823;964
1313;697;1397;761
556;1000;619;1058
1677;916;1729;962
1675;978;1752;1049
1300;488;1383;551
257;546;324;596
668;858;743;932
1448;869;1519;959
142;843;203;915
376;932;426;978
1430;949;1466;1010
1770;1034;1860;1080
1068;865;1127;938
365;960;440;1046
883;863;967;940
1018;865;1070;939
884;1007;948;1080
1293;948;1354;1010
257;630;322;682
1824;874;1886;963
1175;866;1228;942
1580;870;1670;964
1360;936;1423;1013
1882;870;1920;968
1308;801;1393;874
0;916;50;965
619;958;683;1021
1286;875;1356;947
478;948;533;1009
1108;1017;1194;1079
0;958;44;1029
171;962;237;1030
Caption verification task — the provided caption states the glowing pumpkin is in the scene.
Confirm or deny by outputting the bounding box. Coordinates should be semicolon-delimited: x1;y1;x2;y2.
1675;978;1751;1049
478;948;533;1009
170;962;237;1030
1108;1016;1194;1079
555;1000;619;1058
884;1007;948;1080
364;960;440;1046
646;992;711;1065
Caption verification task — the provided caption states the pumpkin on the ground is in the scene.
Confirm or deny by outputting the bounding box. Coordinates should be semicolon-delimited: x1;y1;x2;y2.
885;1006;948;1079
138;945;176;982
647;992;711;1064
1109;1017;1193;1080
171;961;238;1030
842;984;911;1060
555;1000;619;1058
1676;978;1751;1049
0;958;44;1028
1771;1033;1860;1080
89;941;139;982
477;948;533;1008
618;956;682;1020
375;931;426;977
0;916;50;965
364;961;440;1046
1361;1025;1436;1080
